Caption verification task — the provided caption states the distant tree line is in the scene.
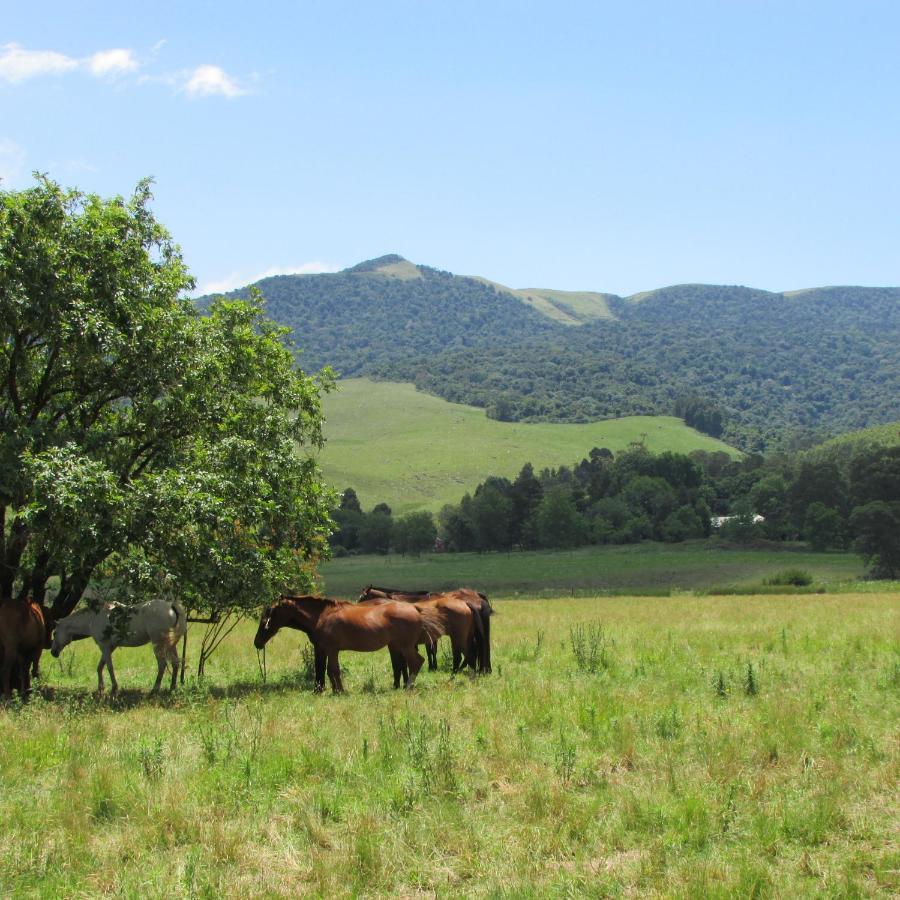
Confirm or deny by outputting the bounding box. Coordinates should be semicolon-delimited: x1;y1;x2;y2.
333;440;900;578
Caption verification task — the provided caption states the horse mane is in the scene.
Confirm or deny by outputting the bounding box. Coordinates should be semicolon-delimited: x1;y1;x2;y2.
368;586;432;597
280;594;347;607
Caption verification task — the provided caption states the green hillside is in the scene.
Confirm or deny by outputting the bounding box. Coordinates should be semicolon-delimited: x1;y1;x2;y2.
802;421;900;468
200;257;900;451
315;379;739;513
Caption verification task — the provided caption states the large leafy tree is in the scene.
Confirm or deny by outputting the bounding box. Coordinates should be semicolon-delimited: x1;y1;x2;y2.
1;176;335;629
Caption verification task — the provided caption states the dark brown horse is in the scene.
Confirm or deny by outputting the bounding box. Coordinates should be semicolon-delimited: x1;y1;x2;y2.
253;595;442;692
360;586;493;673
0;596;50;700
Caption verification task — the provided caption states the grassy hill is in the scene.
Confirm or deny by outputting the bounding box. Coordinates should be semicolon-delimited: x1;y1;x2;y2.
315;379;738;513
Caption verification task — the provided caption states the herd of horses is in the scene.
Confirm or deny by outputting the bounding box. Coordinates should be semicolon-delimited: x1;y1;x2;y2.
0;585;492;700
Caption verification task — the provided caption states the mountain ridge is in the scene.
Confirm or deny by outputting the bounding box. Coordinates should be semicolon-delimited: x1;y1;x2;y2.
196;255;900;451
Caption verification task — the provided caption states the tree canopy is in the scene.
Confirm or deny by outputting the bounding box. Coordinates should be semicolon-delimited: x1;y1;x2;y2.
1;176;335;621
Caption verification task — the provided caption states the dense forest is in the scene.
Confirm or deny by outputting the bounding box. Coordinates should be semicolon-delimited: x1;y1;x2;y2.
202;256;900;452
332;436;900;578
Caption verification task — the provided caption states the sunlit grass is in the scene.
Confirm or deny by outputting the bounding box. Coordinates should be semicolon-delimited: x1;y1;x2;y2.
1;592;897;896
318;378;739;514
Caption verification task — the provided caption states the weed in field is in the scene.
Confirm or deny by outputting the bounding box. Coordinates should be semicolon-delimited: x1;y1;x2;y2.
715;671;728;699
137;736;166;780
510;629;545;663
745;663;758;696
554;731;577;786
655;706;682;740
570;622;609;673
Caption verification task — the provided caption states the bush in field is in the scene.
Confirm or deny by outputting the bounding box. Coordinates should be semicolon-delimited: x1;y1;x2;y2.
764;569;813;587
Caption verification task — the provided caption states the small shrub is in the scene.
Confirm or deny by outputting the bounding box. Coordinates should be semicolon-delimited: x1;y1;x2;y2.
570;622;609;673
765;568;813;587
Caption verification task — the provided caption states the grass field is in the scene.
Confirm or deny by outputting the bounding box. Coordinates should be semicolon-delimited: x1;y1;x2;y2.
316;379;738;514
1;591;897;896
320;541;866;599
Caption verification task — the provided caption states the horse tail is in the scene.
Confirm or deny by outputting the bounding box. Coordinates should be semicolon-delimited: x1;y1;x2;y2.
169;602;188;640
415;605;444;646
468;600;485;669
477;593;492;673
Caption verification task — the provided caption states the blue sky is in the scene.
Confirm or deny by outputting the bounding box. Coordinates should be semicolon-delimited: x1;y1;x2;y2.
3;1;899;296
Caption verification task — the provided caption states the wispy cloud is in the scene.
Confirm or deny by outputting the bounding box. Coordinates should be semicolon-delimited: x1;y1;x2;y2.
198;263;339;296
0;43;138;83
0;43;249;100
183;64;247;99
0;138;27;185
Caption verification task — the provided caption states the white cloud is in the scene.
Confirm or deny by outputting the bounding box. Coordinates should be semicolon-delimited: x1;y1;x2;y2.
0;138;27;185
87;48;138;77
0;43;79;82
0;42;256;102
198;263;339;296
0;42;138;83
183;64;246;99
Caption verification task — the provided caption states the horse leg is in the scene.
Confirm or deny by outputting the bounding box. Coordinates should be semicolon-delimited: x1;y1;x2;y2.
389;647;410;688
427;637;438;671
388;647;402;689
451;639;464;674
0;646;12;700
326;652;342;693
151;643;167;694
403;646;425;687
313;647;327;693
96;655;106;694
20;659;32;701
105;650;120;695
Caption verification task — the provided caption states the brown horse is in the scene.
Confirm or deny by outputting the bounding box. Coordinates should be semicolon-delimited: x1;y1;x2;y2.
359;591;480;675
253;595;442;692
0;596;50;700
360;586;493;673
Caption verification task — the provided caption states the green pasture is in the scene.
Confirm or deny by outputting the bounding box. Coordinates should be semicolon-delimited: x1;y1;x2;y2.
316;379;738;514
1;591;897;897
321;541;865;599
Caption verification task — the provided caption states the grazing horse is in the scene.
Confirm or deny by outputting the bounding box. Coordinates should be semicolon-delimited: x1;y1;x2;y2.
360;585;493;673
253;595;443;692
0;596;49;700
51;598;187;695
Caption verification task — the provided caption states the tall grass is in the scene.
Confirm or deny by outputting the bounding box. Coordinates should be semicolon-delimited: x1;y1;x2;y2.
1;591;897;896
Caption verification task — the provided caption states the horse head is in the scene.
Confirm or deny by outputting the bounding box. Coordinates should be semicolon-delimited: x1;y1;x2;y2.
50;611;83;657
254;605;277;649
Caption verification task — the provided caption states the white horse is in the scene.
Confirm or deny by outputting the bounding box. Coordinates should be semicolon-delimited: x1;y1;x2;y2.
51;598;187;694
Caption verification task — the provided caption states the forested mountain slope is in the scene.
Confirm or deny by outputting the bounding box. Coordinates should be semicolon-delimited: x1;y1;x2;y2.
200;256;900;451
